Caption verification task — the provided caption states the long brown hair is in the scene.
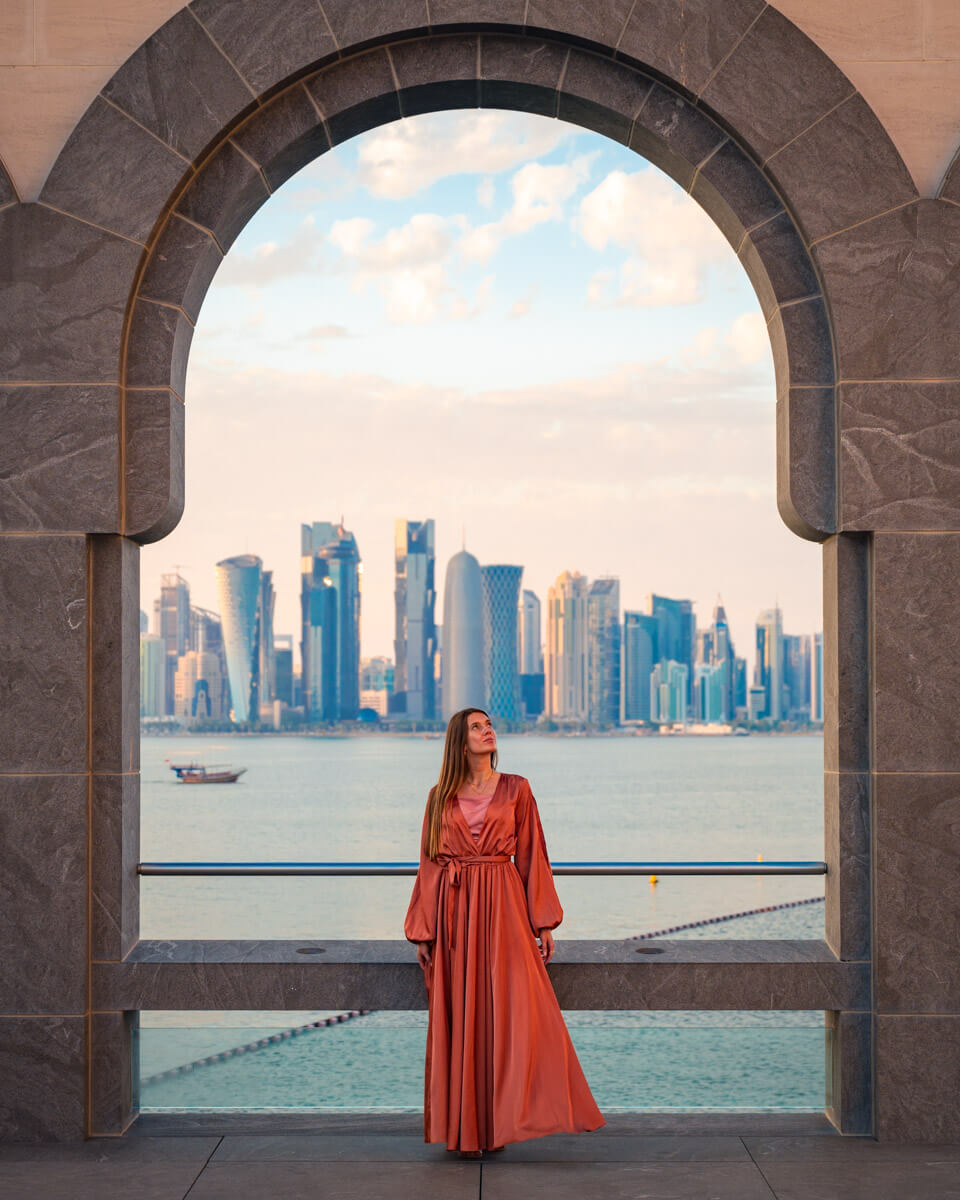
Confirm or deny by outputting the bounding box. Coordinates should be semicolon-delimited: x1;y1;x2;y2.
424;708;499;859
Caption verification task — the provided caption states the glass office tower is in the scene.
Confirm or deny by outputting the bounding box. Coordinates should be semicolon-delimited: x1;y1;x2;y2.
394;519;437;720
644;593;696;707
300;520;362;721
158;572;191;715
587;577;621;727
480;564;523;723
622;611;659;723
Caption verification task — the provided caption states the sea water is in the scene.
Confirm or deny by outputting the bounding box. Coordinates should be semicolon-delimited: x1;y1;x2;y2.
139;733;827;1112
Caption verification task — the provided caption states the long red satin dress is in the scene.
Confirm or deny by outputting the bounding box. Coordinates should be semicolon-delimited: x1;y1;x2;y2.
403;771;606;1152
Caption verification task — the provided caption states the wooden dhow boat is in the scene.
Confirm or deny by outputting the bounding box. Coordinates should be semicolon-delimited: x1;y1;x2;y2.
171;763;247;784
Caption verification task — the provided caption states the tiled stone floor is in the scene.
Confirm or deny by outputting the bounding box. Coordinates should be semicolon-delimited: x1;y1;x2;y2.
3;1114;960;1200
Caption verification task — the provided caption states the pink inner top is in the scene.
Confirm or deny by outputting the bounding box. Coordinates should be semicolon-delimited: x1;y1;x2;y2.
456;791;496;841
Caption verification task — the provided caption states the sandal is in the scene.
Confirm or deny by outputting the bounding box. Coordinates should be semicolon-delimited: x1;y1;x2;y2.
458;1149;483;1158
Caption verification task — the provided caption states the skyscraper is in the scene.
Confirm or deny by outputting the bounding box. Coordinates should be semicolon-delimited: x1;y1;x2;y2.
274;634;294;707
808;632;824;722
442;550;484;721
622;611;659;722
215;554;263;723
174;650;225;721
157;572;191;714
139;634;165;718
300;520;362;721
517;589;544;720
393;519;437;720
546;570;588;720
650;661;689;724
644;593;696;707
695;599;736;721
480;564;523;722
190;605;229;718
755;606;785;722
259;569;276;717
587;577;620;727
734;657;748;711
784;632;810;718
694;661;726;722
518;590;542;675
301;559;336;720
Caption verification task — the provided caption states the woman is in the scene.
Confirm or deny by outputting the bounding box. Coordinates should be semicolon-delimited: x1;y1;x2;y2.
404;707;605;1157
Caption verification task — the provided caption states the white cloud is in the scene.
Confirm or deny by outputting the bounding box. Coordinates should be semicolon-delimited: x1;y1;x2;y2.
322;148;595;321
380;263;452;324
476;177;495;209
460;155;595;263
329;212;453;272
352;110;575;199
327;216;375;257
578;168;735;307
327;212;461;323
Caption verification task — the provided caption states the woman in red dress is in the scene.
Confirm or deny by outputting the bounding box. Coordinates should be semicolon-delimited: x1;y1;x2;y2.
404;707;606;1157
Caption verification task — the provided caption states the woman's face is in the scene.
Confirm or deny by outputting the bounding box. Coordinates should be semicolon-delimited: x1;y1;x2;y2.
464;711;496;759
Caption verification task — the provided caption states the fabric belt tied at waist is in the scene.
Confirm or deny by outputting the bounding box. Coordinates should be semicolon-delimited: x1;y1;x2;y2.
439;854;512;952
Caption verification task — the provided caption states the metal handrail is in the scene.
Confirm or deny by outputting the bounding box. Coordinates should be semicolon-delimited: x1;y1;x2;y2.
138;860;827;877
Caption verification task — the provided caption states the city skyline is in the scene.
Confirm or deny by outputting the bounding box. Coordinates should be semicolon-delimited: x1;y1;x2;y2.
141;520;822;729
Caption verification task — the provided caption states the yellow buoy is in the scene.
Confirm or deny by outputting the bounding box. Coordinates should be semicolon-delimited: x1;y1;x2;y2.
649;874;658;885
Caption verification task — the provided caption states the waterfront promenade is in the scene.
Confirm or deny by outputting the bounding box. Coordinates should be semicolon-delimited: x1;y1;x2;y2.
4;1114;960;1200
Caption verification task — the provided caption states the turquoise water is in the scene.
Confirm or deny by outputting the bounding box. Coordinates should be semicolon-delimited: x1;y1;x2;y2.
140;1010;824;1112
139;733;827;1112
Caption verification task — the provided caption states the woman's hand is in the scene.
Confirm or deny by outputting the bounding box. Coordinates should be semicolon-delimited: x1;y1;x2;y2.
416;940;433;969
537;928;555;965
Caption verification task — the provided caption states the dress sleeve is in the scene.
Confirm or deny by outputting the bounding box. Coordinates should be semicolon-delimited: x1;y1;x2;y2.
513;778;563;935
403;800;443;943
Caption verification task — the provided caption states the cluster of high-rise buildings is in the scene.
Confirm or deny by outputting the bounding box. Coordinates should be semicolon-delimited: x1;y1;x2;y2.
140;516;823;730
139;559;293;726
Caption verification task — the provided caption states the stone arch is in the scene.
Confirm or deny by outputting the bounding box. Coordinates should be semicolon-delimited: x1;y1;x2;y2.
119;34;838;546
31;0;917;551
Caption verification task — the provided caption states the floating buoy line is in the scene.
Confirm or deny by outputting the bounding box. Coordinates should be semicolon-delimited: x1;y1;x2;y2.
140;1009;372;1087
628;895;825;941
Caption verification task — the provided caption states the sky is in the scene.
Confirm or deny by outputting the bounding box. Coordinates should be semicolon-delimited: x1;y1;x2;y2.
140;109;822;671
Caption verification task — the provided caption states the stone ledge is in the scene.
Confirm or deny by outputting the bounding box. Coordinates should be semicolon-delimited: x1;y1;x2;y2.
93;939;869;1011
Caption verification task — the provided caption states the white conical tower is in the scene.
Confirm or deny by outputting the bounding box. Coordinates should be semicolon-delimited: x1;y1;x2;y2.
442;548;484;722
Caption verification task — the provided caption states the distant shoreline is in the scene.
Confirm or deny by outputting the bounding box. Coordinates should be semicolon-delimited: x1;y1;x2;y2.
141;727;824;739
